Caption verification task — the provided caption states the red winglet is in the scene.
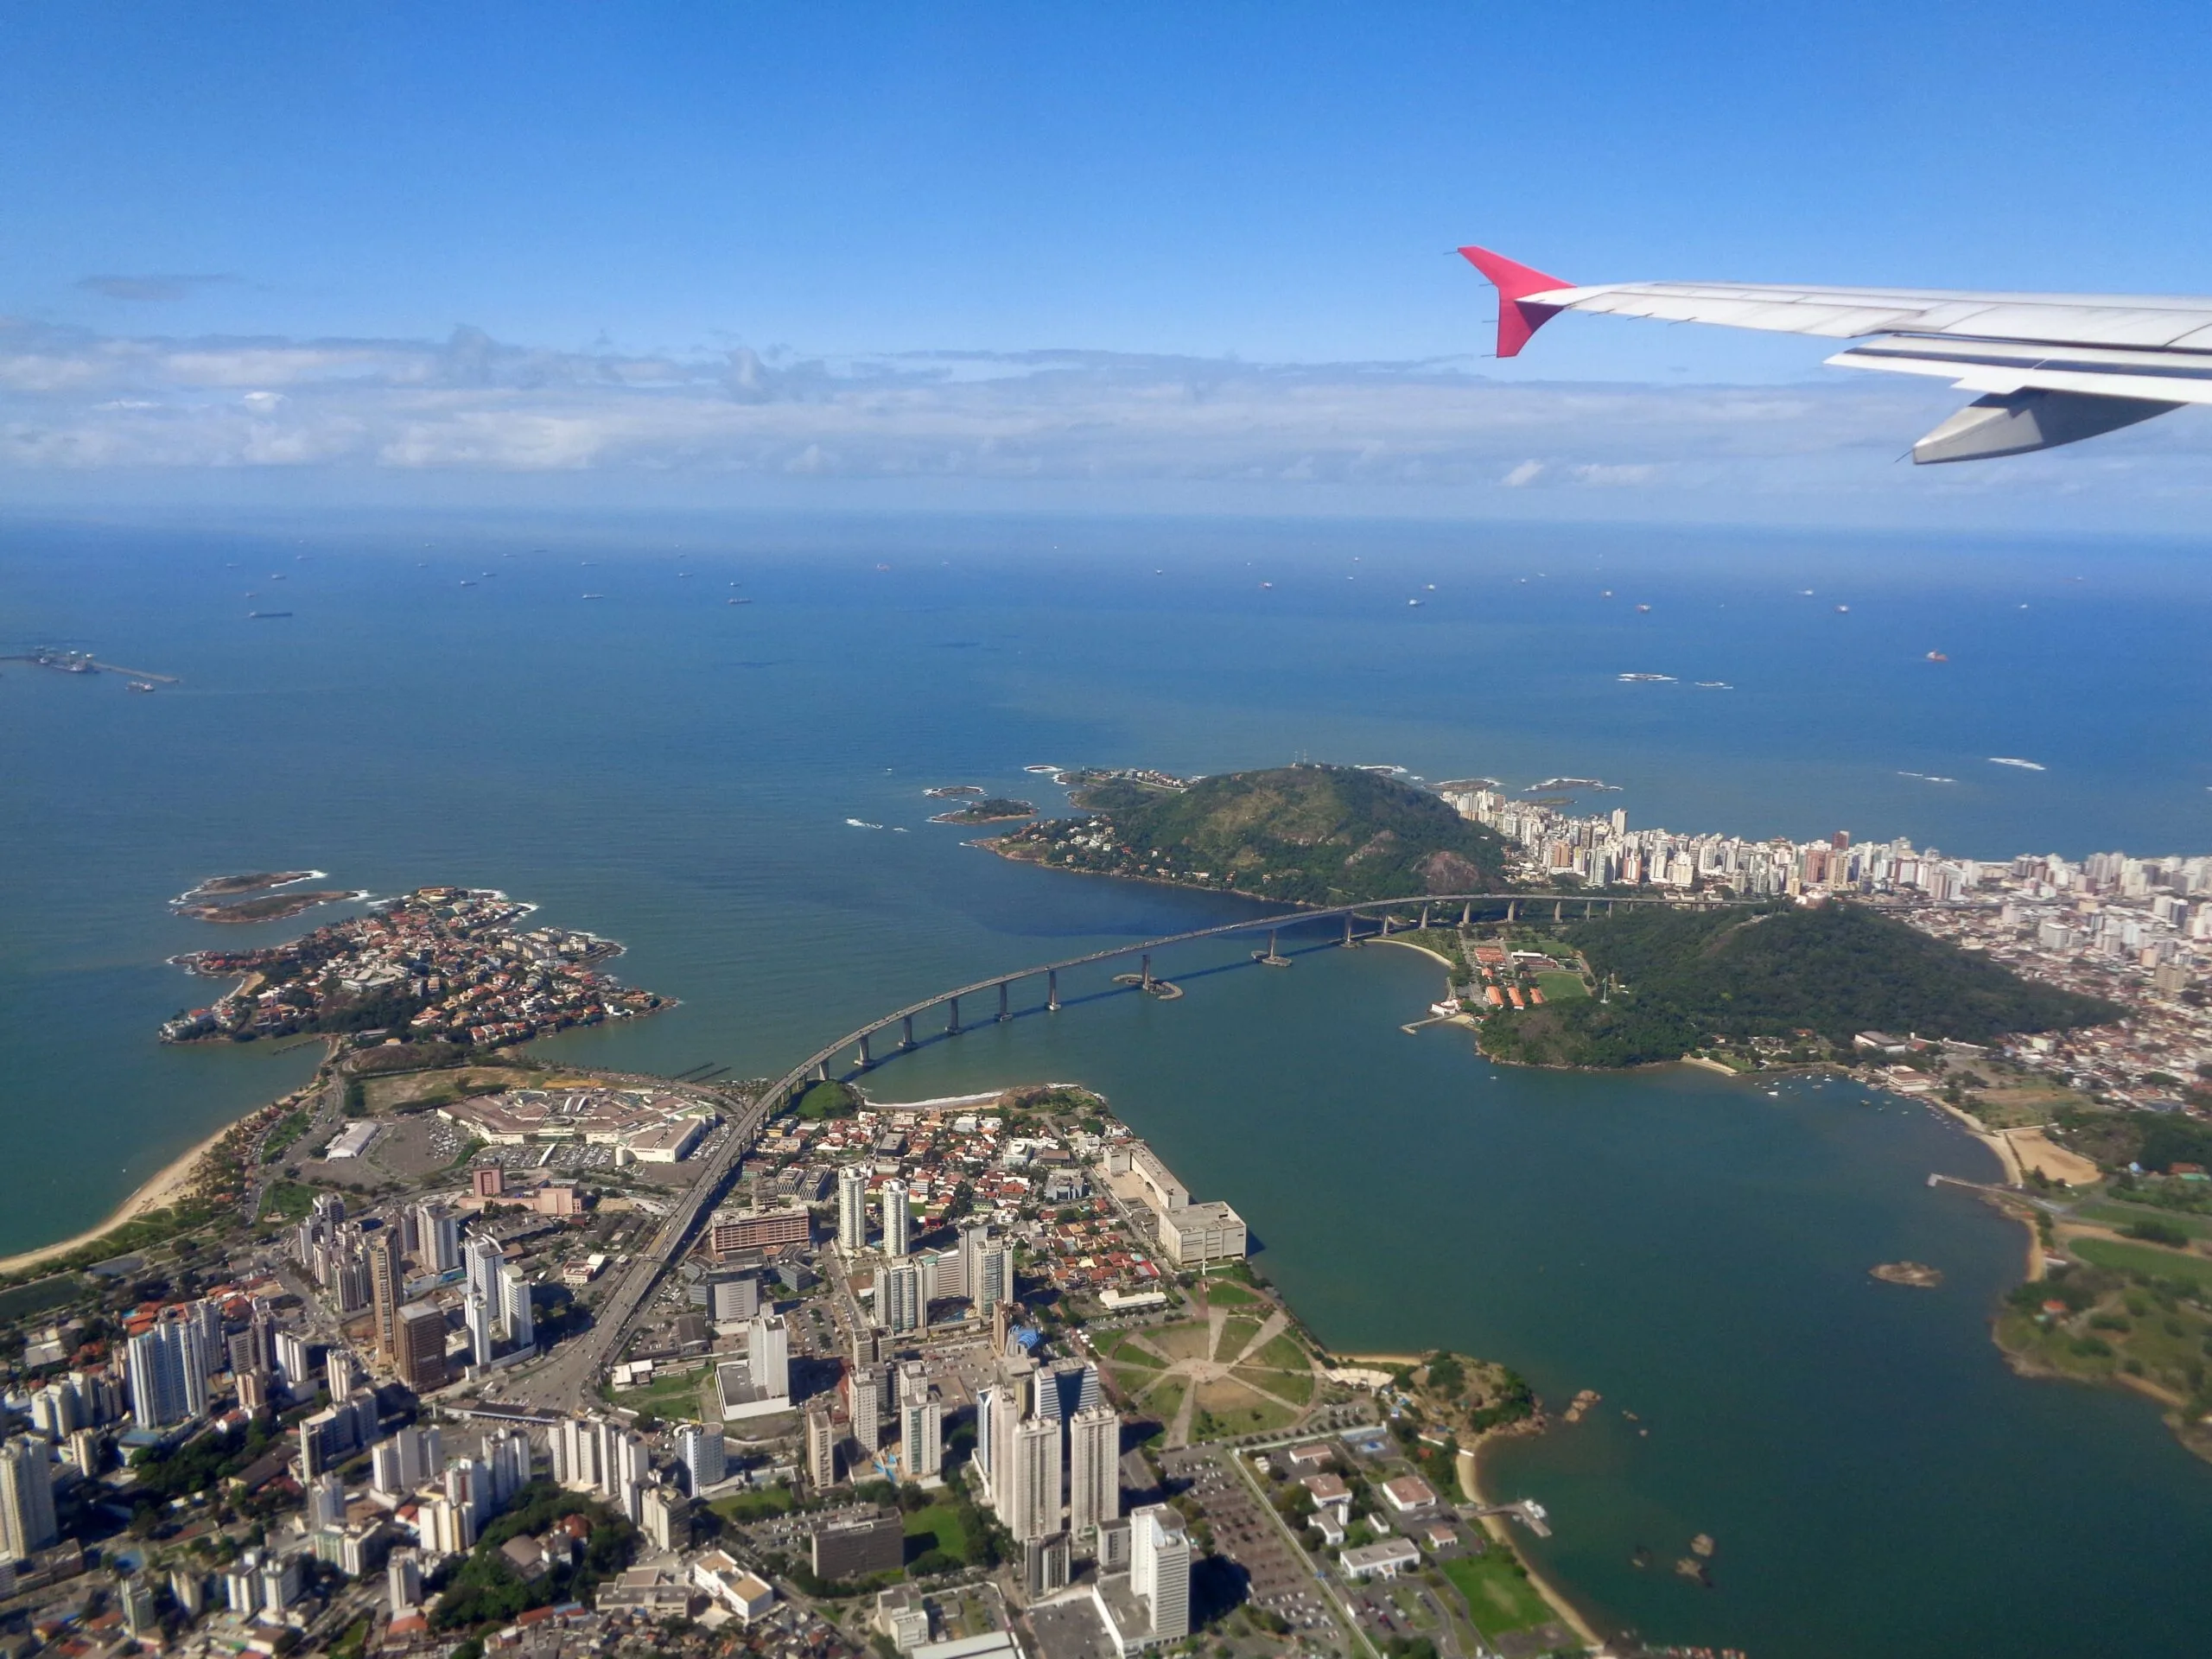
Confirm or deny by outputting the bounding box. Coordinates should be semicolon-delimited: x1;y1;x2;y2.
1458;245;1571;358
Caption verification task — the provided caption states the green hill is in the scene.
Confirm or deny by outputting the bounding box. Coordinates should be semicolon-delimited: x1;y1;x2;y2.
1007;764;1509;904
1478;902;2120;1068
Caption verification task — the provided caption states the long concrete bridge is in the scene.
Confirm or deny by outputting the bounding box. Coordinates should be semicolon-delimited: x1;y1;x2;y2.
531;887;1753;1407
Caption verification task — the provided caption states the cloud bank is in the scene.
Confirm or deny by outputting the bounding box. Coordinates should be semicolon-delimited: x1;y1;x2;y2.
5;315;2212;520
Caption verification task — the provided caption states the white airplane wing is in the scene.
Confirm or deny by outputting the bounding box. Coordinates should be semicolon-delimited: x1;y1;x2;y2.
1460;245;2212;462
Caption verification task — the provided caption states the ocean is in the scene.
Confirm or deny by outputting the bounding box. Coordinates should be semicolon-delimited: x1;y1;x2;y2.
5;508;2212;1654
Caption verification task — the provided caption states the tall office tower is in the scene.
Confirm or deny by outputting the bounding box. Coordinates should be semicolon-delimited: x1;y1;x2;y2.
416;1201;461;1274
0;1438;57;1562
848;1364;884;1454
499;1264;535;1348
183;1298;226;1377
308;1470;346;1530
464;1293;495;1370
395;1301;448;1393
836;1165;870;1251
464;1235;505;1310
396;1205;422;1258
880;1261;921;1334
273;1329;315;1394
1067;1404;1121;1537
746;1313;790;1402
367;1231;403;1363
900;1392;943;1481
1006;1415;1064;1543
805;1405;838;1490
485;1427;531;1504
327;1346;365;1402
125;1320;207;1429
1130;1504;1191;1643
676;1424;726;1494
880;1179;910;1258
387;1549;423;1613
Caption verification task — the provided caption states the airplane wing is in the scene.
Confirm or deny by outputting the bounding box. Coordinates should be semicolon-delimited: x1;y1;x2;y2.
1460;245;2212;462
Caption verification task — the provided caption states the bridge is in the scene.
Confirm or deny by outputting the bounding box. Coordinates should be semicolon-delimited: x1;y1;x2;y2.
518;888;1756;1409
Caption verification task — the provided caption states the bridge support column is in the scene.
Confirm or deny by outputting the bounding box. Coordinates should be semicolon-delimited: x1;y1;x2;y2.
1047;969;1059;1012
997;982;1010;1022
1140;954;1154;991
1460;901;1471;927
900;1014;914;1049
1507;899;1518;923
812;1061;827;1083
1380;912;1393;937
1554;899;1564;923
1419;903;1431;930
946;996;961;1035
1343;913;1356;946
856;1032;873;1067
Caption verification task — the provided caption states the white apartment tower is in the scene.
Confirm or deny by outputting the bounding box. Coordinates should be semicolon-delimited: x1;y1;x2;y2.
900;1392;944;1481
0;1438;57;1562
1005;1415;1064;1544
1131;1503;1191;1643
1067;1403;1121;1538
836;1166;870;1251
880;1179;911;1258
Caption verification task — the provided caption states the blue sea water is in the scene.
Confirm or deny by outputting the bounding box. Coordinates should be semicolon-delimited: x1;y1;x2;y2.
6;509;2212;1654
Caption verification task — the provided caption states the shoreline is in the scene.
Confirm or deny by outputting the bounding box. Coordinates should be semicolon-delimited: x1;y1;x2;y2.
1465;1431;1605;1649
0;1114;240;1278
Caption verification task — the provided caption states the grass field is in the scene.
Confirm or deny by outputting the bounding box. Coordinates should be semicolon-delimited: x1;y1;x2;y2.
2075;1201;2212;1241
609;1365;711;1421
1248;1332;1307;1372
1146;1320;1215;1363
1442;1553;1554;1638
1215;1318;1262;1363
1191;1378;1297;1437
1094;1332;1166;1369
2071;1235;2212;1291
1141;1378;1185;1423
903;1502;976;1566
1235;1363;1314;1405
1204;1281;1262;1308
710;1486;796;1524
260;1179;321;1224
1532;970;1588;1003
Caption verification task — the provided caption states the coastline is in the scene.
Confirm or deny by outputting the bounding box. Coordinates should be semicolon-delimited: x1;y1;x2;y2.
1465;1431;1605;1649
0;1115;238;1278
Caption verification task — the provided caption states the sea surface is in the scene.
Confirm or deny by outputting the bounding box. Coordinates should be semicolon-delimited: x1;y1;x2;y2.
7;509;2212;1655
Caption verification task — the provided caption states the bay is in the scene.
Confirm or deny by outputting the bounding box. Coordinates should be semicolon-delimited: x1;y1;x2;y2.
5;509;2212;1654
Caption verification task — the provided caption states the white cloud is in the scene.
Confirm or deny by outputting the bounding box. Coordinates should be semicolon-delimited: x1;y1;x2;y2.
3;317;2212;521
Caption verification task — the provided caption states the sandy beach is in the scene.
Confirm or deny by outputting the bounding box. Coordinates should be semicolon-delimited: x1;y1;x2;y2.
0;1116;236;1278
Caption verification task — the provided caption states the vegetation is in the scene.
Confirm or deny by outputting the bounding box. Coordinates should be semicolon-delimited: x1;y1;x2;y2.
431;1481;635;1629
795;1079;859;1121
1478;902;2116;1068
1999;1253;2212;1458
259;1109;313;1164
1014;764;1508;903
1441;1552;1554;1639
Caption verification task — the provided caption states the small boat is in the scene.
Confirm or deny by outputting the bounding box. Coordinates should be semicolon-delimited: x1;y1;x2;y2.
728;597;752;605
1407;598;1424;607
247;611;292;619
1636;603;1651;613
580;593;604;601
459;580;476;587
127;681;156;694
1925;650;1948;662
1835;604;1850;613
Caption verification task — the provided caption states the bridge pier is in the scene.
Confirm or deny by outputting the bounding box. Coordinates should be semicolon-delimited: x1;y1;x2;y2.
812;1061;827;1083
1343;913;1356;947
1047;969;1059;1012
1554;899;1564;923
1141;953;1154;991
1419;903;1431;930
1506;899;1518;923
1460;900;1472;927
946;995;961;1036
856;1032;873;1068
900;1014;915;1049
1379;912;1393;937
997;982;1010;1023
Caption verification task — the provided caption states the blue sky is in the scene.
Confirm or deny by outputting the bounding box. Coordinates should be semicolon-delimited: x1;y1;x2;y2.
7;3;2212;523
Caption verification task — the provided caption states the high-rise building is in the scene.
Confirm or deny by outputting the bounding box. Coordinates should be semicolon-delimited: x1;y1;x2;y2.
273;1329;316;1394
805;1406;838;1490
464;1235;505;1311
836;1166;870;1252
1130;1504;1190;1643
125;1319;208;1429
395;1302;449;1393
707;1274;760;1323
388;1549;423;1613
499;1264;535;1349
676;1424;725;1494
416;1202;461;1274
848;1365;884;1454
367;1231;403;1363
465;1293;495;1370
880;1179;910;1258
880;1261;922;1334
485;1427;531;1505
183;1299;226;1378
1067;1404;1120;1538
372;1423;443;1497
0;1439;57;1562
900;1392;943;1481
745;1313;790;1402
308;1470;346;1529
1006;1416;1063;1543
122;1576;158;1638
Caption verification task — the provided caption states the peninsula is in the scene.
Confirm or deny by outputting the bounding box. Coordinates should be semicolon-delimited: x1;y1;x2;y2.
162;885;669;1046
991;762;1509;903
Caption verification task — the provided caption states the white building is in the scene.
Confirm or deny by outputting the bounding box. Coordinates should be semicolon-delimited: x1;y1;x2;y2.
837;1165;870;1251
1067;1404;1121;1539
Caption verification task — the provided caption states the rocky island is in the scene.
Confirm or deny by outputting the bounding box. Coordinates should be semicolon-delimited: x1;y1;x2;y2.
928;796;1036;824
